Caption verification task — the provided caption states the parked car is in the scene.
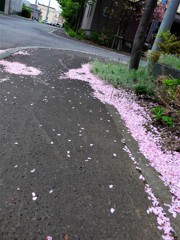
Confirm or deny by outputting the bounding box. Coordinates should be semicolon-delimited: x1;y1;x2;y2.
42;20;48;24
56;23;63;28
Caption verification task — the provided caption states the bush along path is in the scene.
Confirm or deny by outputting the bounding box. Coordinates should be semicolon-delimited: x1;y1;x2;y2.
90;61;180;152
60;63;180;240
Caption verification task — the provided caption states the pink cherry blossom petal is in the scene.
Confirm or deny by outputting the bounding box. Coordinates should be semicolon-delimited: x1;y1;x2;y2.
0;60;42;75
59;64;180;238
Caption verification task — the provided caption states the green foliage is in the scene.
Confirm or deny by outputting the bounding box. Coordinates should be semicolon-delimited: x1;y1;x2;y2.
67;28;77;37
58;0;80;29
66;28;84;39
78;29;86;38
85;31;114;47
133;84;154;96
162;78;180;100
65;28;114;48
159;54;180;70
161;116;174;127
85;31;100;43
21;3;31;18
91;61;154;95
162;78;180;88
98;33;114;47
151;106;165;121
148;31;180;64
146;50;161;63
151;106;174;127
63;21;70;31
58;0;90;30
88;31;100;43
157;30;180;56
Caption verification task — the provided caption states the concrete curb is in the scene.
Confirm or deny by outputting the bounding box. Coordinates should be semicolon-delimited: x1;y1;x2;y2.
0;48;22;60
106;104;180;239
0;45;146;67
0;46;130;63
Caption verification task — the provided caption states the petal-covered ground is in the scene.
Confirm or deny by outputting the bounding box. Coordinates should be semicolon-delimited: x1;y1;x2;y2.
60;63;180;240
0;59;42;75
0;49;178;239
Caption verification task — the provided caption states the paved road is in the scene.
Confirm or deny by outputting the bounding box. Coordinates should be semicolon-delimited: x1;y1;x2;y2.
0;14;130;62
0;48;161;240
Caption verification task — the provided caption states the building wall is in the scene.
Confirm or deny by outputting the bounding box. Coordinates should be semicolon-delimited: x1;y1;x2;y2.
23;0;30;7
81;0;119;35
81;2;97;31
30;4;42;20
9;0;23;13
81;0;141;42
91;0;118;34
38;4;59;24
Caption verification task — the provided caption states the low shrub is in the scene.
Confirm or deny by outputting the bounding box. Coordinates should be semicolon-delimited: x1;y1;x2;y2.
133;84;154;96
21;3;31;18
89;31;100;43
91;61;178;130
82;31;114;47
91;61;155;96
161;78;180;104
151;106;165;121
66;28;84;40
147;31;180;65
98;33;114;47
157;30;180;56
151;106;174;127
161;116;174;127
146;50;161;63
159;54;180;70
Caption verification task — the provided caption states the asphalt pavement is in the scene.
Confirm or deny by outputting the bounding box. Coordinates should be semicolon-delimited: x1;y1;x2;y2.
0;48;161;239
0;14;134;63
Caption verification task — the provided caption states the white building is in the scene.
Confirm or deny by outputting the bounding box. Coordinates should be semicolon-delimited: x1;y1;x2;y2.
9;0;24;13
1;0;23;14
23;0;31;7
38;4;59;24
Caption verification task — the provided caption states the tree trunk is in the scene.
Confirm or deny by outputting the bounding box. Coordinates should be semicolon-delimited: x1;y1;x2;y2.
75;8;84;32
129;0;157;70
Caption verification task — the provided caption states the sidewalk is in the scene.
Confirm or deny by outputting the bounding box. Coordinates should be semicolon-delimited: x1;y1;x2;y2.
0;48;179;240
52;28;133;57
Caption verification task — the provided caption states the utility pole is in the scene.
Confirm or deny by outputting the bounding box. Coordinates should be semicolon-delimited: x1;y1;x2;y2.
45;0;51;22
33;0;38;20
151;0;180;51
